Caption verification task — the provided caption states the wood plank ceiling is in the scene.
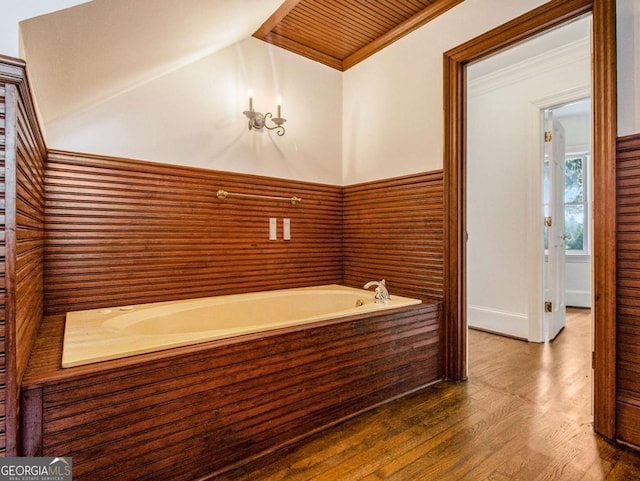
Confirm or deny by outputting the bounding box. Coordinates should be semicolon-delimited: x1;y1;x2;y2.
254;0;463;71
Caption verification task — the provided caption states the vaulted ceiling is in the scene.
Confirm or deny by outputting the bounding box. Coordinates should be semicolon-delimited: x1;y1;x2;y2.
254;0;463;70
19;0;465;128
19;0;286;125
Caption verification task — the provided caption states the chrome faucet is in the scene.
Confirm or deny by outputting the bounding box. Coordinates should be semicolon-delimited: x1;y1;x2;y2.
363;279;390;303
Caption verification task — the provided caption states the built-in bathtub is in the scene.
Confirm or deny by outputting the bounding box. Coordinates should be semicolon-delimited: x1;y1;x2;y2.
62;284;422;367
21;285;442;480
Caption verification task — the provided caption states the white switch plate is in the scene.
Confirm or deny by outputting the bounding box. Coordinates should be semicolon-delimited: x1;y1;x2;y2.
283;218;291;241
269;218;277;240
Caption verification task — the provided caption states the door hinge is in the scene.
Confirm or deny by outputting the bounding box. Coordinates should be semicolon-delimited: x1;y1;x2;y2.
592;350;596;369
545;301;552;313
545;131;553;142
544;216;552;227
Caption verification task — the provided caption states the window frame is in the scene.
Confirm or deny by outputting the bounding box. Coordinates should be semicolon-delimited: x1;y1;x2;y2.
564;152;590;255
544;152;590;256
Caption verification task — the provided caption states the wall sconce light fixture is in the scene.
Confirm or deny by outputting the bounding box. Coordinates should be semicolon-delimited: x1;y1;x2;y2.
242;89;287;136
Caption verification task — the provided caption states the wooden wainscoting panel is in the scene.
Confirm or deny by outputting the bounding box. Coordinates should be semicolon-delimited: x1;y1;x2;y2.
0;80;8;456
343;171;444;301
44;151;343;314
616;132;640;449
1;55;47;456
21;303;441;479
14;82;46;387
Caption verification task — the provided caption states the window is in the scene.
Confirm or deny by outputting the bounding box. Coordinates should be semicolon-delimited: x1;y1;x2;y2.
544;154;589;254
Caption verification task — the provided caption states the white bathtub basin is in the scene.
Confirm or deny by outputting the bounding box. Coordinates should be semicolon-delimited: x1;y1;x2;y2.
62;284;421;368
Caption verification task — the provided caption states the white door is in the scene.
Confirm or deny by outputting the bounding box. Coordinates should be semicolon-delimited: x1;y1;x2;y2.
545;112;567;340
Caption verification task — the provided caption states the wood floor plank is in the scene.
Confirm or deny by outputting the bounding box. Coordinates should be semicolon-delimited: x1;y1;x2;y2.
221;310;640;480
308;387;478;480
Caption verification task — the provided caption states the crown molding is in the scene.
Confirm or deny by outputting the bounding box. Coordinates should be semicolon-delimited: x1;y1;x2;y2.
468;37;590;96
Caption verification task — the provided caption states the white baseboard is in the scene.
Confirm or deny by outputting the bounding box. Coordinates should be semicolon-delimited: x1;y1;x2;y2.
566;290;591;308
468;305;528;339
544;288;592;309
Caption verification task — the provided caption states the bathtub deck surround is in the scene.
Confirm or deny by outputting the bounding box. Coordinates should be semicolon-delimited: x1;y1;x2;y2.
26;152;445;477
26;149;446;477
21;299;441;479
61;285;421;367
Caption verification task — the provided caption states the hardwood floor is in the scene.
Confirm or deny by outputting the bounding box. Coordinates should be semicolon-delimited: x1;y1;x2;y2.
219;309;640;480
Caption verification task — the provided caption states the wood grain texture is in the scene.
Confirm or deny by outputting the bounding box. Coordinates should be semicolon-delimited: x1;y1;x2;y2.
254;0;460;70
14;78;45;388
343;172;444;301
592;0;619;441
44;150;343;314
0;80;8;457
443;50;466;383
253;0;303;38
21;302;441;480
443;0;618;439
0;55;47;456
616;133;640;449
342;0;464;70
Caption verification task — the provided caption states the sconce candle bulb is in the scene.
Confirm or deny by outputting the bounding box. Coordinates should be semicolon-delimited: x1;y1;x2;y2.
242;91;287;136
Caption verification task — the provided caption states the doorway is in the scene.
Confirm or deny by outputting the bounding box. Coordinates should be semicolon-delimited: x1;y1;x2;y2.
465;18;591;343
443;0;617;439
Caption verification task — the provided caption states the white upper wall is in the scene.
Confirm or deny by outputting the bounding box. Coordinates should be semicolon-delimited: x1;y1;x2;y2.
342;0;548;185
617;0;640;137
46;37;344;185
343;0;640;185
19;0;285;127
2;0;639;186
0;0;91;58
8;0;342;185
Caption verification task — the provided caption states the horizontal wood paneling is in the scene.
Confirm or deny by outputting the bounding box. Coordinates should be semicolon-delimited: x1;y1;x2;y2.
44;151;343;314
14;81;45;388
616;133;640;448
343;171;444;301
34;152;446;476
254;0;462;70
22;302;441;479
0;55;47;457
617;401;640;450
0;80;7;457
